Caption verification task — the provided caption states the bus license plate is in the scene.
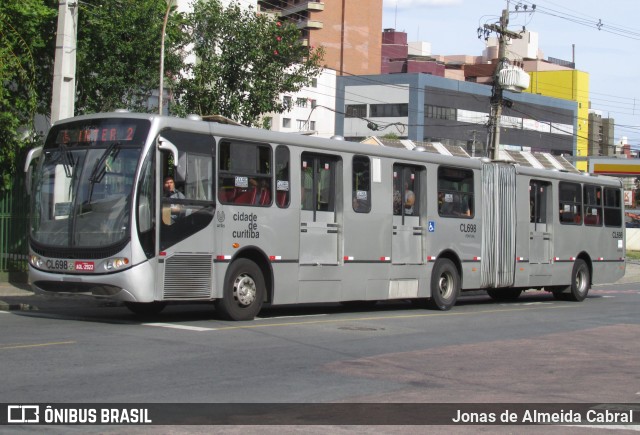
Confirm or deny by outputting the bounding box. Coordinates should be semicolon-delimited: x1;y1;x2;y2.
74;261;95;271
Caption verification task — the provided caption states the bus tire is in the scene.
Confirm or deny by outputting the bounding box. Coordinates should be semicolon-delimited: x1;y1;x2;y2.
125;301;167;316
426;258;460;311
562;259;591;302
216;258;265;321
487;289;522;300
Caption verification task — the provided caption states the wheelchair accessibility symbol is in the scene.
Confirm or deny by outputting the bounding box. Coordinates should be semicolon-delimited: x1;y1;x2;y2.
428;221;435;232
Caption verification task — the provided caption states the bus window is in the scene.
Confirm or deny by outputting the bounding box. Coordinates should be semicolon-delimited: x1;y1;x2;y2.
604;188;622;227
529;180;550;225
393;164;419;217
438;166;473;218
584;185;602;226
352;156;371;213
158;130;215;250
301;153;338;213
218;140;272;206
136;150;154;258
275;146;290;208
559;182;582;225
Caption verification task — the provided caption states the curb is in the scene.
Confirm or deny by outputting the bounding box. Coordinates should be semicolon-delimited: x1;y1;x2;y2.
0;301;37;312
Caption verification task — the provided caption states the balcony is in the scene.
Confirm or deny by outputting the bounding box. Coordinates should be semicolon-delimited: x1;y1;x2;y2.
281;1;325;17
296;19;323;30
258;1;325;17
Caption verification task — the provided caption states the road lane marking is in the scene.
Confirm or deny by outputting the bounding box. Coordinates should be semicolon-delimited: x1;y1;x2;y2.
142;322;216;331
210;305;578;332
0;341;76;350
255;314;328;320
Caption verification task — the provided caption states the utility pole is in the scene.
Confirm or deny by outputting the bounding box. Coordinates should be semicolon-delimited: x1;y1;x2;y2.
484;6;522;160
159;0;174;115
51;1;78;124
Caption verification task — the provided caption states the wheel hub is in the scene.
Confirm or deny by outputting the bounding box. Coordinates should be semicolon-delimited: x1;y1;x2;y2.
438;273;453;299
233;274;257;306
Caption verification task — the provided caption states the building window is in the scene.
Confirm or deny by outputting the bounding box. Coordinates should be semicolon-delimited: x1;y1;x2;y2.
311;78;317;88
296;97;308;108
310;99;317;108
345;104;367;118
370;104;408;117
425;105;456;120
283;96;292;109
282;118;291;128
296;119;307;130
309;120;316;130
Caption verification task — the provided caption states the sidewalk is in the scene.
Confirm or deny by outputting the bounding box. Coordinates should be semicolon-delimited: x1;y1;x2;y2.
2;263;639;311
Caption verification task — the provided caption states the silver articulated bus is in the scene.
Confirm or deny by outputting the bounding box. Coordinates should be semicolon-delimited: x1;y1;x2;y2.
24;112;626;320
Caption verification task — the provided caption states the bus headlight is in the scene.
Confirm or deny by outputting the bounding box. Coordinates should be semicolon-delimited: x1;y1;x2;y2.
29;254;43;268
104;257;130;271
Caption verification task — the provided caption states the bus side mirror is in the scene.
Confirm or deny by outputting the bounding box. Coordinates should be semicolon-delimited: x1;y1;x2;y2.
158;136;179;168
24;146;43;194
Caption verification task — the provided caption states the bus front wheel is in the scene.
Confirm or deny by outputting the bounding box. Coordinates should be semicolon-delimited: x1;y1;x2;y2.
426;258;460;311
216;259;265;321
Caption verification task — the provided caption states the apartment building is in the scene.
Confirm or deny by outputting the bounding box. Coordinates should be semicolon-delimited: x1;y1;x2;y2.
258;0;382;76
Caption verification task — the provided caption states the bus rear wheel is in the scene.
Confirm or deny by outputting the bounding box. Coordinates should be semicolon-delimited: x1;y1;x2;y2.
426;258;460;311
216;258;265;321
125;301;167;316
553;259;590;302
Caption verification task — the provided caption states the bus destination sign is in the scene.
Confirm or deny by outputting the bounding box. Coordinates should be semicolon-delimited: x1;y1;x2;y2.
56;125;137;144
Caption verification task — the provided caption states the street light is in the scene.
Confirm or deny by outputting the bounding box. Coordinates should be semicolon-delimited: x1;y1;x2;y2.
159;0;174;115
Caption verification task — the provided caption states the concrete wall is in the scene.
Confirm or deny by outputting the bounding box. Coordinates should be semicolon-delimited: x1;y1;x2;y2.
626;228;640;251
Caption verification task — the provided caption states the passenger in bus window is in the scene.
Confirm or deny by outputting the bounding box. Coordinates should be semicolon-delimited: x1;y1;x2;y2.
163;176;185;224
164;176;185;199
404;183;415;215
393;189;402;215
460;195;471;217
301;165;314;210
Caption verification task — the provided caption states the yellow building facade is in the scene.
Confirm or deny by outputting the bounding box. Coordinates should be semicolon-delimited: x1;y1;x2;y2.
525;70;589;171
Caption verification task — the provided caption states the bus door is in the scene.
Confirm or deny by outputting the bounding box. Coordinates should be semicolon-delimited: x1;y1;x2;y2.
392;165;422;264
156;131;215;300
529;180;552;279
299;153;340;265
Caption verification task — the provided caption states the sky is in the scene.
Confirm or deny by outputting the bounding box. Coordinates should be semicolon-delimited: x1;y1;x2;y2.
382;0;640;147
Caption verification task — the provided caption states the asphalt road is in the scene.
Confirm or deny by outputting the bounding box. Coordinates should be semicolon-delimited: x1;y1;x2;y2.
1;281;639;433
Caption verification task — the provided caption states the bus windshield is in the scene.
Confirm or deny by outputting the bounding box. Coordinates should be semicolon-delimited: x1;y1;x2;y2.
30;118;150;251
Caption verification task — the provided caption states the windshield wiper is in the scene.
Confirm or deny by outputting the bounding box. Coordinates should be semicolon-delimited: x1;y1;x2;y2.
58;143;75;178
89;142;121;184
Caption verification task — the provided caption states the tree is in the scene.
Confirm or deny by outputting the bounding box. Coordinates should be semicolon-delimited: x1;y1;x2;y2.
0;1;55;191
174;0;324;127
74;0;186;114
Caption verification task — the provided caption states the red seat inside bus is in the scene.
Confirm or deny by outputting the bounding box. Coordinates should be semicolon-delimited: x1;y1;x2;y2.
258;188;271;205
584;214;600;225
276;191;288;207
219;187;237;203
234;187;257;205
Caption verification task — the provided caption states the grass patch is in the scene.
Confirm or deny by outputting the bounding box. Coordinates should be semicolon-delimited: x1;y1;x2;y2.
627;251;640;260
